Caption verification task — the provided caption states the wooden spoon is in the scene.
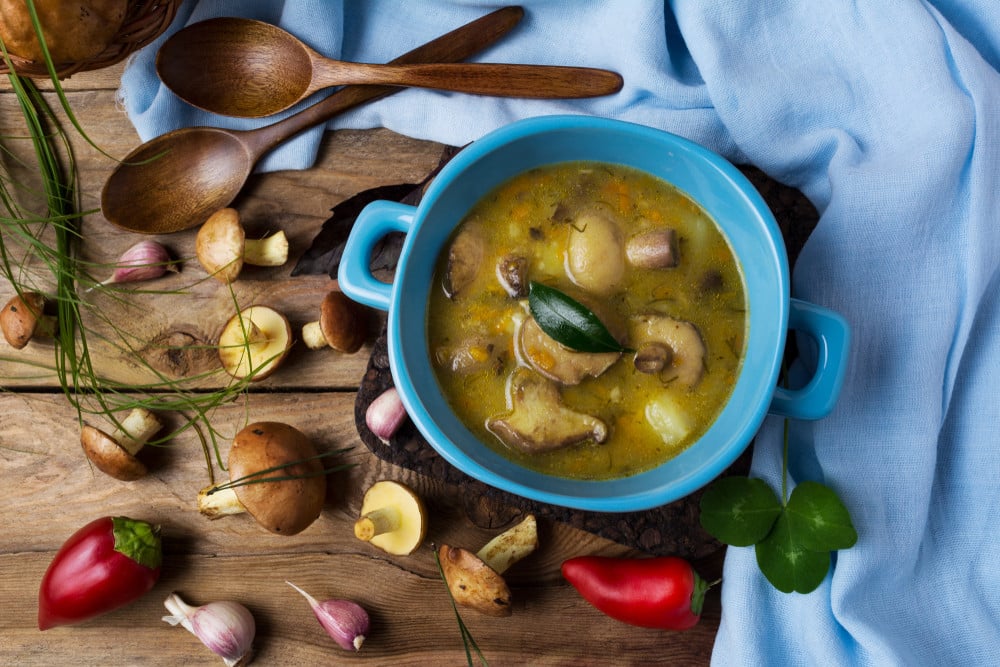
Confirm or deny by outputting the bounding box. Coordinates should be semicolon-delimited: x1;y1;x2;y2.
156;17;623;118
101;7;525;235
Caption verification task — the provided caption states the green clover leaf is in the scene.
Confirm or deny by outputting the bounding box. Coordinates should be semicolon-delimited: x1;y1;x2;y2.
699;476;782;546
785;481;858;552
755;512;831;594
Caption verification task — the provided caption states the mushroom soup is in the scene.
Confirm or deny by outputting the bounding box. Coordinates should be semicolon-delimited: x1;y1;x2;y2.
427;161;747;480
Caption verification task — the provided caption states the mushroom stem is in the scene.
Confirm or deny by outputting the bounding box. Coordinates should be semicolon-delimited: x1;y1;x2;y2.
301;321;327;349
197;484;247;519
354;506;401;542
111;407;163;456
475;514;539;575
243;231;289;267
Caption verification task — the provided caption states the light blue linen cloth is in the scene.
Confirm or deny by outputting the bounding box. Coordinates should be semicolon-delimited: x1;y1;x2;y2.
119;2;1000;664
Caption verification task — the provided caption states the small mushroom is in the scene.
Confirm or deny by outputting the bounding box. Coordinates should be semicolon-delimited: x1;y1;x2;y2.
1;292;55;349
301;291;367;353
80;407;163;481
218;305;292;381
515;315;620;386
196;208;288;284
566;210;625;296
438;514;538;617
487;369;608;454
633;341;674;375
630;313;706;388
434;335;505;375
353;480;427;555
626;228;679;269
496;255;528;298
442;224;484;299
197;421;325;535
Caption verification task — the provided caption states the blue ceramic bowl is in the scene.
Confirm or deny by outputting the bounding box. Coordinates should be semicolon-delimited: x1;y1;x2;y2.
339;115;849;512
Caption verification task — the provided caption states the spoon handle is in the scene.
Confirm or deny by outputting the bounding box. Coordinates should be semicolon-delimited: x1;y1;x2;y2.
308;62;623;100
244;6;525;157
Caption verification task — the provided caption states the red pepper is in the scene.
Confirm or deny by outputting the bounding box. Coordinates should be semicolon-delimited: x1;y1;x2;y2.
561;555;709;630
38;516;162;630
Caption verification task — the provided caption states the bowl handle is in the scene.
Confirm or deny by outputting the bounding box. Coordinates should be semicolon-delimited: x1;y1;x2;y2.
768;298;851;420
337;200;417;311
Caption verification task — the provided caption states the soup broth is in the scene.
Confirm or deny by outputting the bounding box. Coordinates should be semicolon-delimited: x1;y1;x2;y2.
427;161;747;480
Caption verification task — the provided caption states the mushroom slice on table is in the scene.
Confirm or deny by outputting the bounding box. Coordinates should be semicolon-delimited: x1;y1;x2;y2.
354;480;427;555
218;305;292;381
1;291;55;349
196;208;288;284
487;369;608;454
80;407;163;481
439;514;538;617
515;315;620;386
301;290;367;353
630;313;706;388
198;421;326;535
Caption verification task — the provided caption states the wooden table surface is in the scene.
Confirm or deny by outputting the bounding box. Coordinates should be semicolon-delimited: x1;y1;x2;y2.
0;63;723;666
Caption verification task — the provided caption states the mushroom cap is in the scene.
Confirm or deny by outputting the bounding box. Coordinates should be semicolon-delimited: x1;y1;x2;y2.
357;480;427;555
438;544;512;617
196;208;245;283
80;424;148;481
228;421;325;535
1;292;46;349
319;291;367;353
218;305;292;381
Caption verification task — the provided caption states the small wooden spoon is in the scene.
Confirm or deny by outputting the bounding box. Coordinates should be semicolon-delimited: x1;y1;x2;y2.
156;17;623;118
102;7;525;235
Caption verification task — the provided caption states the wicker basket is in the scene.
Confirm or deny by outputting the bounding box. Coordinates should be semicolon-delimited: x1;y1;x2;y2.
0;0;183;79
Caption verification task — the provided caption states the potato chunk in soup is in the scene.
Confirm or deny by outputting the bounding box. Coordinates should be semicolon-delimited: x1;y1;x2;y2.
427;162;746;481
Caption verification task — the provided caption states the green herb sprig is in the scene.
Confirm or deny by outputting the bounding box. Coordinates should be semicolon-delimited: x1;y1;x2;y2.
433;546;489;667
0;10;270;469
699;418;857;593
204;448;355;495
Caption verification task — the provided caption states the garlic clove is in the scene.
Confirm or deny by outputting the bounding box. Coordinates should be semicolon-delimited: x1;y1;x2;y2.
286;581;370;651
97;240;177;288
163;592;255;667
366;387;408;444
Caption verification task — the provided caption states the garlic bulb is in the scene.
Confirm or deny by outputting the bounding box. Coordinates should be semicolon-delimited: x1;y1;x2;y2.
163;592;255;666
97;240;177;288
286;581;370;651
366;387;408;444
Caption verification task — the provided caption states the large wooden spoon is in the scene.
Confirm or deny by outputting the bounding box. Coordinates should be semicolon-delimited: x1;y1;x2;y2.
101;7;525;235
157;17;623;117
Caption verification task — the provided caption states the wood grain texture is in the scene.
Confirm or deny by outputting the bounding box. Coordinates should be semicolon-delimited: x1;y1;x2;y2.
1;66;723;666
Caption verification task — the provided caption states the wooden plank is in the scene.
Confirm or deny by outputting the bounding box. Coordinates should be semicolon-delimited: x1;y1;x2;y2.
0;391;721;666
1;85;445;391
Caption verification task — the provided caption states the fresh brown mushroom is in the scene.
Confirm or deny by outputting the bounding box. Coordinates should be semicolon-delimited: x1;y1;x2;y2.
80;407;163;481
487;369;608;454
626;228;679;269
1;292;55;349
218;305;292;381
438;514;538;617
515;315;620;386
353;480;427;555
442;223;484;299
195;208;288;284
197;421;326;535
566;210;625;296
630;313;706;388
301;291;367;352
